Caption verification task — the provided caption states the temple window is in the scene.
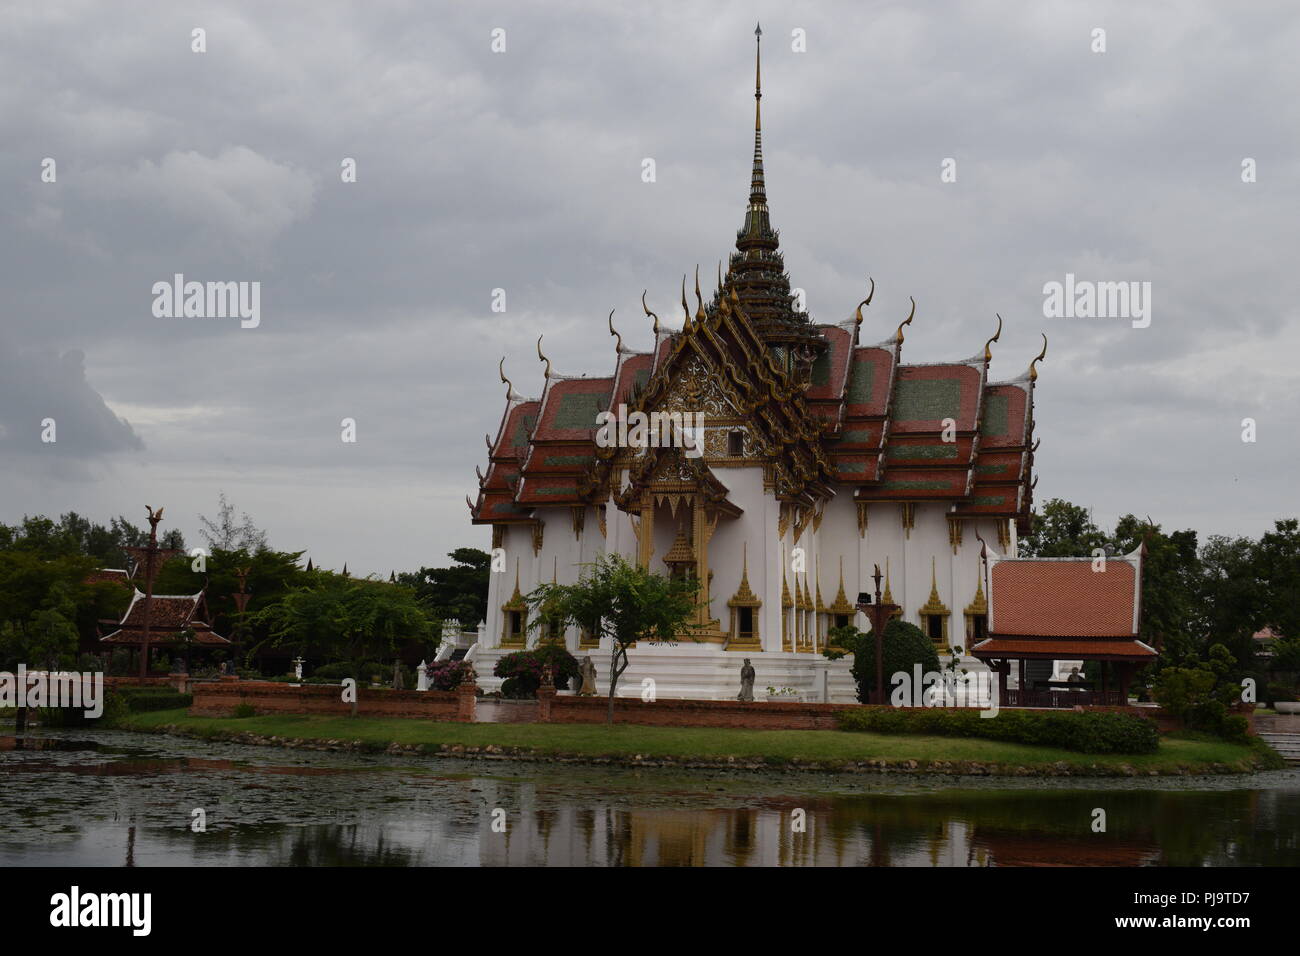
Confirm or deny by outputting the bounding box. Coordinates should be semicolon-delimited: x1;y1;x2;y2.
963;575;989;649
917;557;952;652
728;430;744;457
727;548;762;648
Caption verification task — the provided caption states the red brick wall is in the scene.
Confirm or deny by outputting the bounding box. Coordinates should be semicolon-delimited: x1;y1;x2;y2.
189;680;473;721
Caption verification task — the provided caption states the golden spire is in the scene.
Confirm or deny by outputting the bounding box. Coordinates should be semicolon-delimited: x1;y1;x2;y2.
829;555;856;616
750;22;766;206
927;556;941;606
883;556;895;606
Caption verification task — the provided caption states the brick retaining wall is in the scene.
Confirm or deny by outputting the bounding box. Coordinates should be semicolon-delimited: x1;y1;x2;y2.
189;680;476;721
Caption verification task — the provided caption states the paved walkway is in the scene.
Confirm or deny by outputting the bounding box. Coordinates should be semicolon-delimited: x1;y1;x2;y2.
474;699;539;723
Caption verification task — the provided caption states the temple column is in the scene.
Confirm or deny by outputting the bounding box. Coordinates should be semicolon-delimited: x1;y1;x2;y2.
637;491;655;568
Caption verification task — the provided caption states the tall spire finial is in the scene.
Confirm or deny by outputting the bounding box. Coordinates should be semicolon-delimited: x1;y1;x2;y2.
750;23;766;206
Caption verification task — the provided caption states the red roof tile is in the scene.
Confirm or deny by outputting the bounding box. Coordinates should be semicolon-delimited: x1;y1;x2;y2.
989;557;1141;638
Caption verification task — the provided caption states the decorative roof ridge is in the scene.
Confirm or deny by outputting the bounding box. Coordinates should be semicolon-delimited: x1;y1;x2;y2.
899;356;986;370
990;551;1141;566
128;588;202;602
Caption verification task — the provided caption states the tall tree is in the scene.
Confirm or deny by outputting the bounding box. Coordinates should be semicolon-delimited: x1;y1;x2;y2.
253;574;435;686
396;548;490;626
1110;515;1200;660
526;554;700;723
1019;498;1108;557
198;493;267;552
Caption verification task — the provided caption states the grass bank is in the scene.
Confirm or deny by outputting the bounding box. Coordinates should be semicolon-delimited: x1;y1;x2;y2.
106;709;1279;776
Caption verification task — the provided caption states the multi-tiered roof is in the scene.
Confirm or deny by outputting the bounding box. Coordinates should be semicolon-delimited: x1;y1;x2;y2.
470;26;1042;532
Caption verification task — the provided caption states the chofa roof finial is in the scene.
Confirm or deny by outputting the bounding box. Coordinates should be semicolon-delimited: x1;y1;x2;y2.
895;297;916;345
984;313;1003;363
608;309;623;353
641;289;660;335
1029;333;1048;382
853;277;876;337
498;357;516;400
536;335;551;379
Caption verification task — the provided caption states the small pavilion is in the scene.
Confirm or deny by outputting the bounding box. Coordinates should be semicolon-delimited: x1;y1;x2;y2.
971;544;1156;707
99;589;229;672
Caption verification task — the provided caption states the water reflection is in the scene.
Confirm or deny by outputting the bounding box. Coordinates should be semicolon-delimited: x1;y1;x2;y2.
1;731;1296;866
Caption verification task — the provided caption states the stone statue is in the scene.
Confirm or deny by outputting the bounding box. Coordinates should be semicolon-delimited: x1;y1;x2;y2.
541;663;554;687
392;660;405;690
416;660;429;692
738;658;756;702
578;656;598;696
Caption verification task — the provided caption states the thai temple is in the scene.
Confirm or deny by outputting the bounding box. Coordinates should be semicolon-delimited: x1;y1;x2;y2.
466;26;1121;703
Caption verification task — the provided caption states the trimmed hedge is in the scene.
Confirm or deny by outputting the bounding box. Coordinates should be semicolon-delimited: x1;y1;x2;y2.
835;706;1160;754
114;687;194;713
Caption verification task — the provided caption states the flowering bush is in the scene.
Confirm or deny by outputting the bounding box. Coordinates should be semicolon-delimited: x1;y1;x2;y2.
493;646;580;698
427;660;473;691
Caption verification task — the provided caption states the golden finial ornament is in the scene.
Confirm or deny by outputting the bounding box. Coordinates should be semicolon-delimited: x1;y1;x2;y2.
1029;333;1048;382
894;297;916;344
853;277;876;336
641;289;660;335
608;309;623;353
536;335;551;379
984;313;1003;363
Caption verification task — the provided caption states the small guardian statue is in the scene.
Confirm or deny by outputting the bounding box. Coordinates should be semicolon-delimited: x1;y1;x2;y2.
578;656;598;696
738;658;756;702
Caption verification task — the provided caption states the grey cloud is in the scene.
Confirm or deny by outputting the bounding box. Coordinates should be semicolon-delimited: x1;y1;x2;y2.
0;0;1297;573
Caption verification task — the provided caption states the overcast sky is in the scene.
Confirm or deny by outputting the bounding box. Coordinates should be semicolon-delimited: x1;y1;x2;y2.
2;0;1297;576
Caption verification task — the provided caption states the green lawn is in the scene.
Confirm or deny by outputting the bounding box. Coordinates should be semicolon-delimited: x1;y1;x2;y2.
109;709;1272;775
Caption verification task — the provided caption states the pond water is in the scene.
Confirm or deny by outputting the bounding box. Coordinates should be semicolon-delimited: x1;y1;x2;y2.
2;730;1297;866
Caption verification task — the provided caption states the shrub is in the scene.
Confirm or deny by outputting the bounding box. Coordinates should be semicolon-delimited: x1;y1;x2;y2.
493;646;580;698
835;706;1160;754
311;661;386;682
1267;683;1296;704
96;690;131;727
427;660;473;691
115;688;193;712
231;703;256;718
828;620;941;705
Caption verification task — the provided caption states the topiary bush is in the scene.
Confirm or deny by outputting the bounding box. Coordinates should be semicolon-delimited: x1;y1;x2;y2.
827;620;941;705
835;706;1160;754
493;646;581;698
